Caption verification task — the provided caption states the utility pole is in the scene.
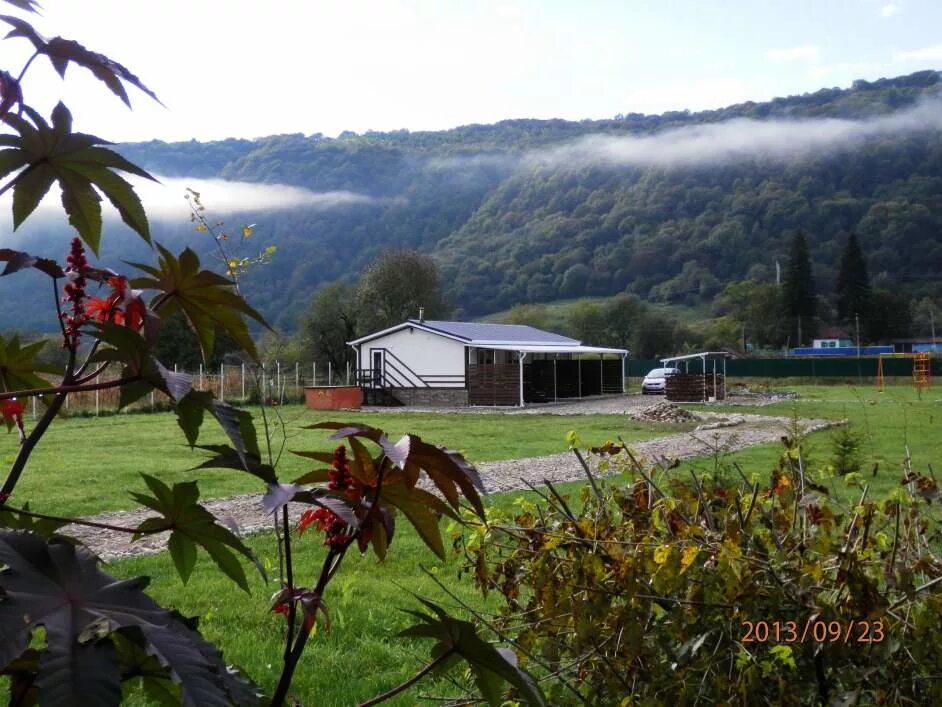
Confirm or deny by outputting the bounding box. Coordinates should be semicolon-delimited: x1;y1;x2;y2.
797;315;802;348
932;308;938;353
855;313;861;358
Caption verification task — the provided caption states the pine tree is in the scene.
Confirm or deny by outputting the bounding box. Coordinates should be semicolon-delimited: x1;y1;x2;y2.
783;230;816;345
835;232;871;325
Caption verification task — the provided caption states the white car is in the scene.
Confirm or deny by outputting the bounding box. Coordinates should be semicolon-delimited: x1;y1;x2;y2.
641;367;680;395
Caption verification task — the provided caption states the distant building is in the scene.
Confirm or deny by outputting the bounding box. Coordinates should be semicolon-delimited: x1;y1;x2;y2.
891;338;941;354
348;319;627;407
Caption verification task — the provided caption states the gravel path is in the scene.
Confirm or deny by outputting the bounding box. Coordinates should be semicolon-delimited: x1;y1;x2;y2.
67;403;837;562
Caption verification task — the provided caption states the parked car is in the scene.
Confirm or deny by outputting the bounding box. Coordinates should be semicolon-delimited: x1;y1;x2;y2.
641;367;680;394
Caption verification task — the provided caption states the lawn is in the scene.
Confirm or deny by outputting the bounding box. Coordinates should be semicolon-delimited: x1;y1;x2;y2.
684;382;942;498
8;383;942;703
0;404;686;517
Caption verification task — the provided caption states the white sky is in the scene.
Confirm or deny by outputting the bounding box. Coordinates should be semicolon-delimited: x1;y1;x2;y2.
4;0;942;142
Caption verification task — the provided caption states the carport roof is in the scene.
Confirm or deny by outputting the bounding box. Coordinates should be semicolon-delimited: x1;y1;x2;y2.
486;344;627;355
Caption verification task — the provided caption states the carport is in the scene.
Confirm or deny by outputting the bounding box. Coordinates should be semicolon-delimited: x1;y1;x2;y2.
473;345;629;407
660;351;731;402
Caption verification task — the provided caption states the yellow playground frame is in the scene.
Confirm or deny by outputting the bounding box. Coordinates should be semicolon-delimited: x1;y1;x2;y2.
876;352;932;391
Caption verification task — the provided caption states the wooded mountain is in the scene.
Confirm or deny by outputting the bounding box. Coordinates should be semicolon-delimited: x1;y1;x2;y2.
2;70;941;333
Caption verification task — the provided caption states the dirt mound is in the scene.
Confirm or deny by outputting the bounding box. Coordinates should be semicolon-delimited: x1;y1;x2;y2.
629;401;697;423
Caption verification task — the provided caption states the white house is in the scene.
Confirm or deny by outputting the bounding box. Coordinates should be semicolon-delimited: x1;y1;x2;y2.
348;319;628;406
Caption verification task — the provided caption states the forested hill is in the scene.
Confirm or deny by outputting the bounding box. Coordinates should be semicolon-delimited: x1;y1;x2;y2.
4;70;941;333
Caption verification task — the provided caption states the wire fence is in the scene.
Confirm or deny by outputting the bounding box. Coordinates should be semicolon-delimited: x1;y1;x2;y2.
23;361;357;419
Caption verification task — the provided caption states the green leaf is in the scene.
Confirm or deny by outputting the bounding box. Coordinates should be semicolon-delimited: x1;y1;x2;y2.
399;598;546;706
131;245;268;362
167;532;197;584
380;484;448;559
41;37;163;108
0;334;59;393
11;162;56;229
0;531;260;705
0;102;155;251
0;502;68;537
193;444;277;485
130;474;265;591
57;167;103;252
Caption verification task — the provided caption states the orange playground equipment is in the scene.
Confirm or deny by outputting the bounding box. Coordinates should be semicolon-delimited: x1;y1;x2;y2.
876;352;932;392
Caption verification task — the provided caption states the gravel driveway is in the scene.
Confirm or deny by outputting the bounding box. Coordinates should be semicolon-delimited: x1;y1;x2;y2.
65;397;833;560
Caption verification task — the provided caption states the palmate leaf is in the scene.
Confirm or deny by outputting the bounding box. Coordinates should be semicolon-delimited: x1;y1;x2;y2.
129;474;265;591
130;244;268;362
0;247;64;278
1;1;40;14
399;598;545;706
304;422;486;517
380;484;451;559
0;333;59;393
0;530;260;706
0;102;156;253
0;13;160;106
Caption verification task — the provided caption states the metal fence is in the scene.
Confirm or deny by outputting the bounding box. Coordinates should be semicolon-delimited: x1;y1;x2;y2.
24;361;354;419
628;356;942;380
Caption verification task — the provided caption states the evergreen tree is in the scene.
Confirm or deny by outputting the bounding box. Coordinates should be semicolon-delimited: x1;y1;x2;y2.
835;232;872;325
783;230;816;345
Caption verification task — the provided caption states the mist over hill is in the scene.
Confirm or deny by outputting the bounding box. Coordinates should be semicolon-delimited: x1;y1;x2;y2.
1;70;940;333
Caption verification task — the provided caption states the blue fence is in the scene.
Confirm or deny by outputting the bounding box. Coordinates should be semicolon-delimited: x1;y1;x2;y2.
791;346;894;356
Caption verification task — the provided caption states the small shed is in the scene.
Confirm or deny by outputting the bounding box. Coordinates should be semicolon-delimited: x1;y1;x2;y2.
660;352;732;402
348;319;628;407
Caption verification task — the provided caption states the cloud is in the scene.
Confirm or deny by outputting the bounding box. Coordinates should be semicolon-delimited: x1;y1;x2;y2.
525;100;942;171
893;43;942;62
765;45;820;63
5;176;398;224
881;3;900;17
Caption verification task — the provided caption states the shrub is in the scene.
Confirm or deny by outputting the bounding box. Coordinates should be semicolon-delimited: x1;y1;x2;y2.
461;433;942;704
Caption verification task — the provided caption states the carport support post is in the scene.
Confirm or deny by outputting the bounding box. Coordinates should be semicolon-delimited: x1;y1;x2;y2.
518;351;527;407
578;357;582;399
621;353;627;393
553;355;558;403
599;354;604;393
702;355;706;403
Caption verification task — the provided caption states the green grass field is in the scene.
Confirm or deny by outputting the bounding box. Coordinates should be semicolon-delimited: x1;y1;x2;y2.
8;384;942;703
685;383;942;498
0;405;686;517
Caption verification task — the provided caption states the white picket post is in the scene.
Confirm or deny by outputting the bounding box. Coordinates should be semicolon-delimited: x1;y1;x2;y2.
219;364;225;401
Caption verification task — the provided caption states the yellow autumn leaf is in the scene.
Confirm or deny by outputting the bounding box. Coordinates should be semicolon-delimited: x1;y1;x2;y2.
242;223;254;238
653;544;672;565
195;223;207;232
680;545;698;573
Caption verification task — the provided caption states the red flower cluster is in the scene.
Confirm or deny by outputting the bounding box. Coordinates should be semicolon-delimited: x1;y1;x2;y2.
328;445;361;501
0;399;23;425
297;445;362;548
61;237;89;348
85;275;146;330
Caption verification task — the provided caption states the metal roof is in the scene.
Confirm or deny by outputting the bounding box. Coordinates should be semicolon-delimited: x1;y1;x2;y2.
660;351;733;363
348;319;585;347
487;344;627;355
415;320;580;345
